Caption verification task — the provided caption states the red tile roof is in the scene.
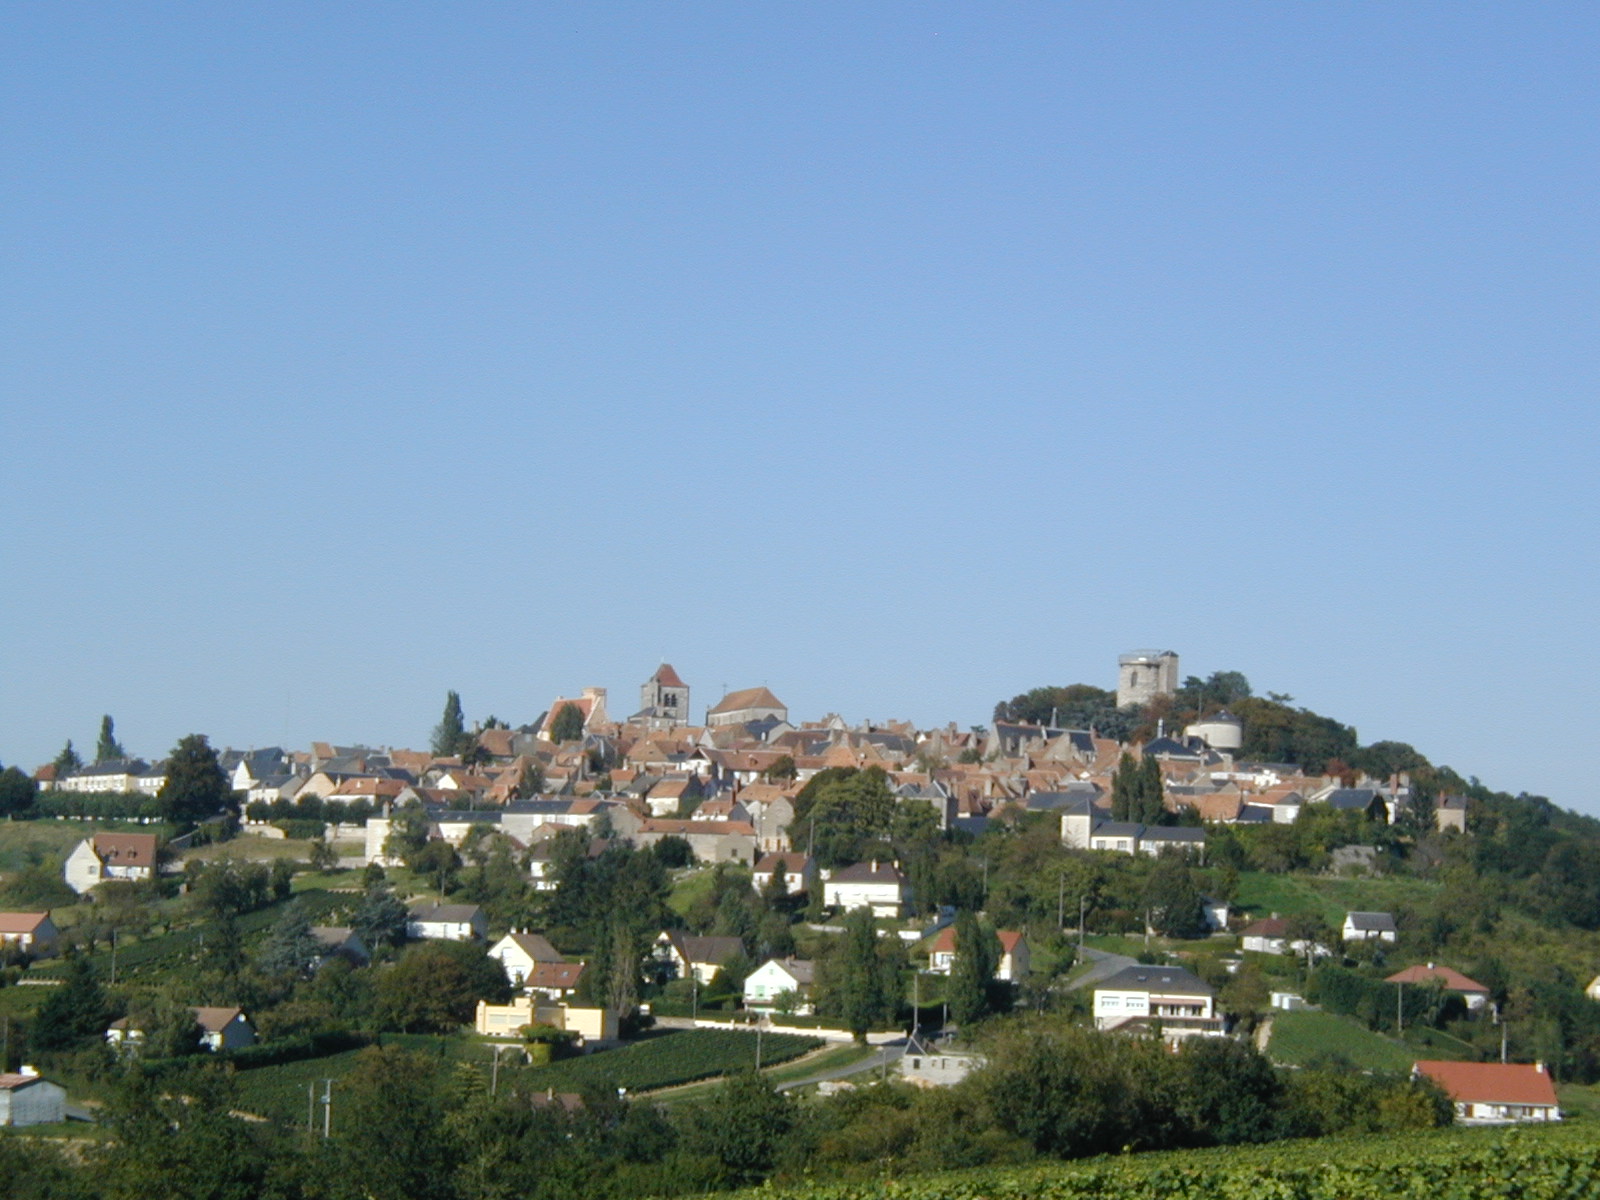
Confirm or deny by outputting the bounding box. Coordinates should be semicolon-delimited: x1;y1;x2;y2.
652;663;686;688
1414;1060;1558;1107
1385;964;1489;994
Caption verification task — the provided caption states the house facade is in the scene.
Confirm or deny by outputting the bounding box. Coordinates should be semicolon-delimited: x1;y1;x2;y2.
1343;911;1397;943
1413;1060;1560;1124
0;913;58;957
822;861;909;918
407;904;488;941
63;833;159;894
743;958;815;1013
1093;965;1224;1041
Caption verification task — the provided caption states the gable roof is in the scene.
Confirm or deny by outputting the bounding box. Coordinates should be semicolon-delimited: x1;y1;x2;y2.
530;961;586;991
1385;963;1489;994
91;833;158;866
1345;911;1397;932
192;1006;246;1034
409;904;484;924
667;933;744;966
499;932;561;963
709;687;785;716
1095;965;1216;997
828;861;908;886
1414;1060;1558;1107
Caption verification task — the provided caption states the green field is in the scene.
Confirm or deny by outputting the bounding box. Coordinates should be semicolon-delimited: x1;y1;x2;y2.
723;1122;1600;1200
233;1028;824;1124
1234;871;1442;927
0;819;173;875
1267;1009;1417;1071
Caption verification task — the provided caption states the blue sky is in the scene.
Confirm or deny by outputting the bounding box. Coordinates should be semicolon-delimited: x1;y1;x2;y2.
5;5;1597;810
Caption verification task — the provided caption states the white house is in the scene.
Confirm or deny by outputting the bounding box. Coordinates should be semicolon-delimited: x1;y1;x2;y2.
1413;1061;1560;1124
654;931;744;985
0;913;59;958
1343;911;1398;943
1093;965;1224;1042
1059;801;1205;858
407;904;488;942
898;1035;985;1087
743;958;815;1013
0;1069;66;1126
63;833;159;894
822;861;910;918
751;853;817;896
489;931;563;987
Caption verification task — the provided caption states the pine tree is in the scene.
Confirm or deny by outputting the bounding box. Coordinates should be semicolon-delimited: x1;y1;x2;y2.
52;740;82;779
30;955;111;1054
95;715;126;764
257;905;324;976
431;691;468;757
1139;755;1166;824
352;883;409;953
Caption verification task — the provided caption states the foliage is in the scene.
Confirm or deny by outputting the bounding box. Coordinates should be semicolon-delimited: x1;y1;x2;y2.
257;903;326;977
1231;697;1359;774
30;953;113;1055
432;690;470;758
375;940;511;1033
95;714;127;764
1110;753;1165;825
992;684;1121;730
549;701;586;744
790;767;896;868
1141;858;1208;939
677;1071;796;1186
815;907;903;1040
52;739;83;778
0;764;39;816
335;1046;459;1200
157;733;231;825
947;911;1001;1028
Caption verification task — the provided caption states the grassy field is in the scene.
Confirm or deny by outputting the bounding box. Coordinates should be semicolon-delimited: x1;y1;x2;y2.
1234;871;1442;926
667;867;720;920
0;819;173;875
1266;1009;1417;1071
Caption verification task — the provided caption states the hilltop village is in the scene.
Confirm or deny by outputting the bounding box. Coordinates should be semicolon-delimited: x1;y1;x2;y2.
2;652;1598;1198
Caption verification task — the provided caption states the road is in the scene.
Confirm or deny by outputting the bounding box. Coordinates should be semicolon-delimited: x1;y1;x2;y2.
776;1039;905;1091
1066;945;1139;990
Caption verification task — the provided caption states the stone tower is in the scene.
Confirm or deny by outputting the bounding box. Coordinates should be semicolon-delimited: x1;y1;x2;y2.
1116;650;1179;709
639;663;690;728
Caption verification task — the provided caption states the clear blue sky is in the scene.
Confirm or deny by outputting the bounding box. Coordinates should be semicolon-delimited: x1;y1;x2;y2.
5;5;1596;810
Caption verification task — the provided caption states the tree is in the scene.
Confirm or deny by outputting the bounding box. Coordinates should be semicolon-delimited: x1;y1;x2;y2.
548;702;585;744
334;1047;459;1200
377;941;510;1032
763;755;797;783
0;766;38;817
512;757;545;799
30;955;111;1054
52;739;82;779
948;912;1001;1028
677;1071;796;1186
95;715;127;764
157;734;230;825
309;838;338;872
352;883;410;953
431;690;469;757
129;994;205;1060
825;907;898;1041
257;904;325;977
1143;858;1208;939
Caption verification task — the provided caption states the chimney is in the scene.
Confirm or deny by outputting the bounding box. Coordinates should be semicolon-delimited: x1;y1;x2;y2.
1537;1061;1547;1075
18;1065;37;1078
870;860;878;872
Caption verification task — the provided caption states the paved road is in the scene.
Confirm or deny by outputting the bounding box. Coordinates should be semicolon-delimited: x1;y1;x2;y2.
1066;945;1139;990
776;1039;906;1091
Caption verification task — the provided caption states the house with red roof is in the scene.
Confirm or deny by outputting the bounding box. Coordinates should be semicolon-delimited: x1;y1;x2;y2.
0;913;58;958
928;926;1030;982
1413;1060;1560;1124
1385;963;1492;1011
63;833;159;894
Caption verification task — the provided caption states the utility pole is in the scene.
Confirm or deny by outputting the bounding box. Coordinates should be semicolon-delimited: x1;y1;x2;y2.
308;1083;315;1133
321;1079;333;1138
1078;894;1087;953
1396;982;1403;1036
1057;872;1065;931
